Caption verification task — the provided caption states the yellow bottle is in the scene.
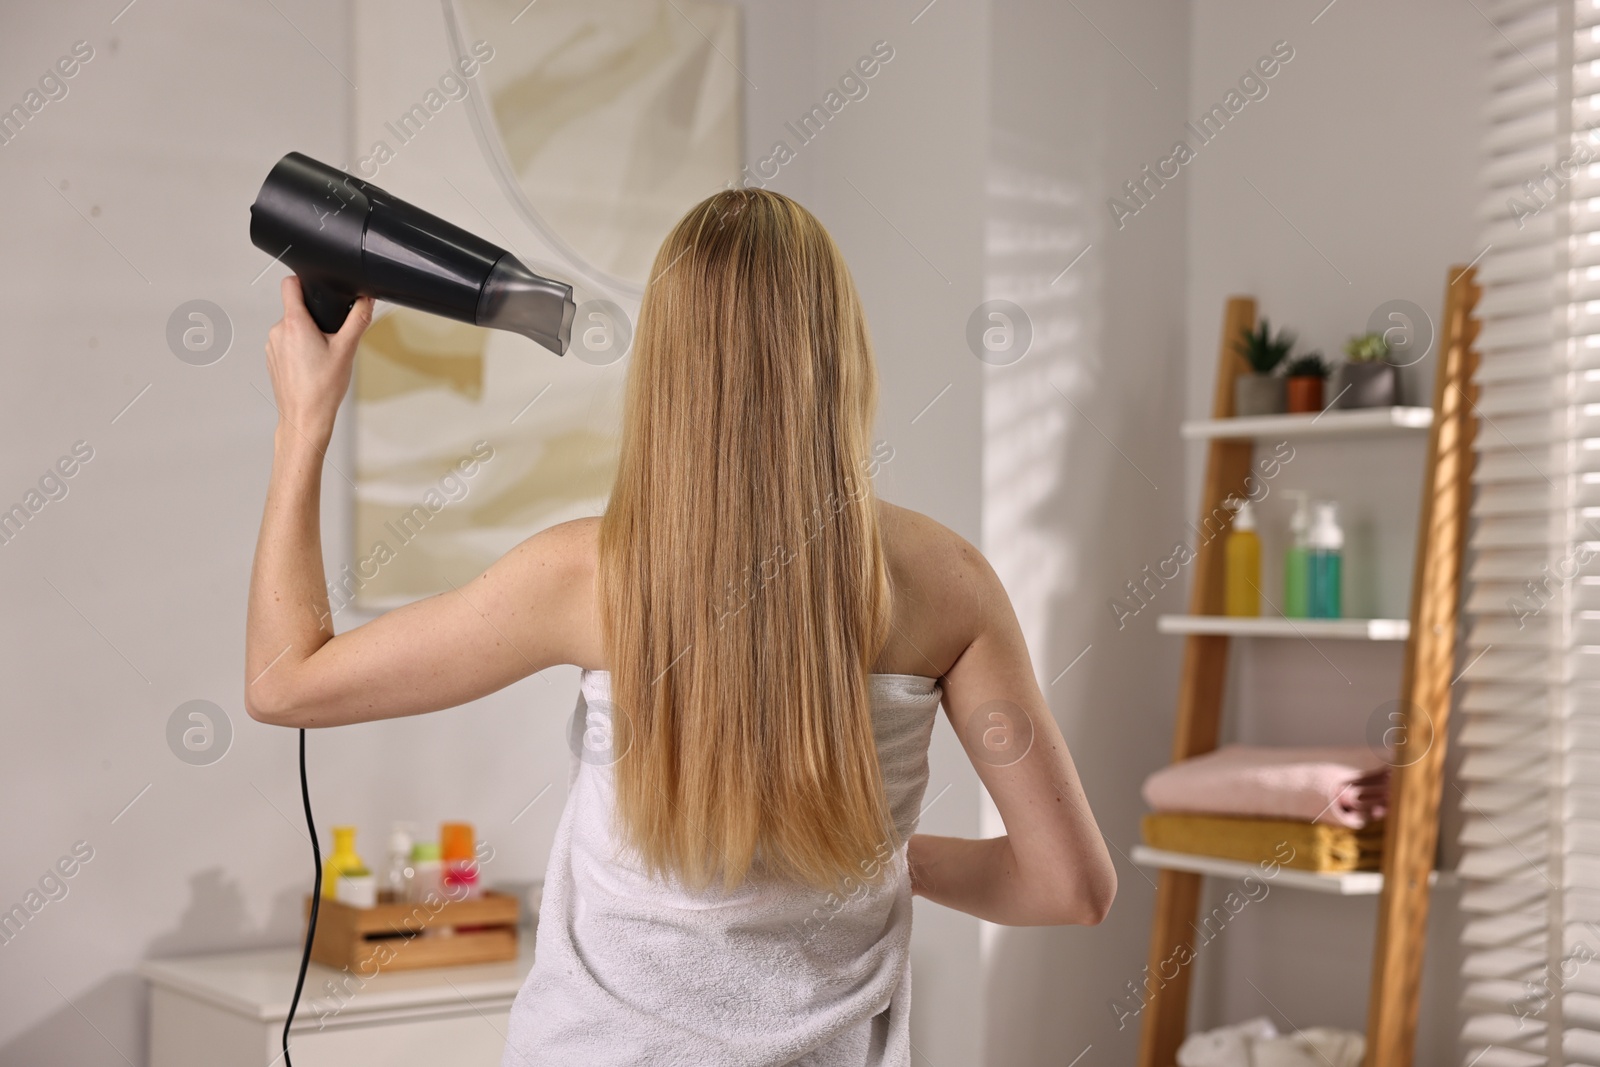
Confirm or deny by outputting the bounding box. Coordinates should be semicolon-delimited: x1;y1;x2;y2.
322;826;366;899
1224;498;1261;617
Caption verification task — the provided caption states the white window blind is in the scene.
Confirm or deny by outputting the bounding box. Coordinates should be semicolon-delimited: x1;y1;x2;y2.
1461;1;1600;1064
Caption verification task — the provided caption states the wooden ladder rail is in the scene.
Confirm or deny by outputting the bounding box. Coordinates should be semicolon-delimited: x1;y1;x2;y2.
1135;295;1258;1067
1362;264;1480;1066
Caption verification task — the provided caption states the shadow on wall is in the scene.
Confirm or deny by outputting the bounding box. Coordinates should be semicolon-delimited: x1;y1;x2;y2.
975;84;1184;1067
0;868;306;1067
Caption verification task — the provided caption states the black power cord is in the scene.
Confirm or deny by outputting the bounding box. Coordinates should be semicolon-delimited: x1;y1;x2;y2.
284;727;323;1067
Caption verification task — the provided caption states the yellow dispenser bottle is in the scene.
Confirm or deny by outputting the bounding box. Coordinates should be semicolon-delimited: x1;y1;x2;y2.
321;825;366;899
1224;498;1261;617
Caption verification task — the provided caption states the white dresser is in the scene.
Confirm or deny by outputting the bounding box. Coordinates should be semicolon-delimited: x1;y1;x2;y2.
139;943;535;1066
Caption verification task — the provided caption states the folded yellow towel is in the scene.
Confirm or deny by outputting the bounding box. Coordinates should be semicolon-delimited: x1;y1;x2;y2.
1142;812;1384;872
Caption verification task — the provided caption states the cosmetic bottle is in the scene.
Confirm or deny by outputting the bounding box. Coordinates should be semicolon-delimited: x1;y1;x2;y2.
1224;497;1261;617
321;825;365;900
335;864;376;908
383;824;413;903
406;841;442;904
441;822;481;901
1283;491;1312;618
1308;501;1344;619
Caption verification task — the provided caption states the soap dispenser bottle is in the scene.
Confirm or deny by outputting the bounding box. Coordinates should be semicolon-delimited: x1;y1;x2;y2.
1283;491;1312;618
1308;501;1344;619
1224;496;1262;617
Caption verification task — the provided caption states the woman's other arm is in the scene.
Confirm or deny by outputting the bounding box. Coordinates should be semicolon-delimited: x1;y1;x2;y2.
903;524;1116;927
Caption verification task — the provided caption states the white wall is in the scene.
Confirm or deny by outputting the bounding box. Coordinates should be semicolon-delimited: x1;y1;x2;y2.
1183;0;1484;1061
977;0;1192;1063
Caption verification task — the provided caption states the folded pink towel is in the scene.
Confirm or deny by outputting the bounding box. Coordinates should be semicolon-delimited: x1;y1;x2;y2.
1142;745;1389;828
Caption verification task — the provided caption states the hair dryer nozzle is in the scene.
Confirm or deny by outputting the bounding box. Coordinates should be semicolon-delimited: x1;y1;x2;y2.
478;254;576;356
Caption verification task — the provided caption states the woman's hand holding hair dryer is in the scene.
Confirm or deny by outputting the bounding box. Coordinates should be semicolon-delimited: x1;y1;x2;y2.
263;275;373;447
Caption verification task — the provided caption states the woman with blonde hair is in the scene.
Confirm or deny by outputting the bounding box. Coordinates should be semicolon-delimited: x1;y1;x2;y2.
246;186;1115;1065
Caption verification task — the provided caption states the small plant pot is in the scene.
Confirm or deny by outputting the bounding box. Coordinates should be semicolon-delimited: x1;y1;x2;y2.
1285;376;1325;414
1233;375;1286;417
1334;362;1399;409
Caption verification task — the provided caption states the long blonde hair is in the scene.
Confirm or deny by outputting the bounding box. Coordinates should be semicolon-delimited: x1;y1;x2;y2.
597;188;895;894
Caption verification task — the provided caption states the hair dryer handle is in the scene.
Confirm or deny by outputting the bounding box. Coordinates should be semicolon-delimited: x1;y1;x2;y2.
300;277;358;334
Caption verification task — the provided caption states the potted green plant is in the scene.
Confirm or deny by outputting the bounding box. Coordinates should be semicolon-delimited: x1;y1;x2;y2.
1284;352;1328;414
1232;319;1294;417
1336;332;1400;408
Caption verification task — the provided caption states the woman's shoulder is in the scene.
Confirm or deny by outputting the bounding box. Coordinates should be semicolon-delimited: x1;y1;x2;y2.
521;514;602;575
877;500;979;564
874;500;997;679
878;500;997;599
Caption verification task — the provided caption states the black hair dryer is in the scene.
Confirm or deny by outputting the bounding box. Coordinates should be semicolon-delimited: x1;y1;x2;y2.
249;151;575;355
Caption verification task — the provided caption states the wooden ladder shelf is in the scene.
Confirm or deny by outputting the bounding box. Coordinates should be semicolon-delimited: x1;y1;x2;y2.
1133;266;1481;1067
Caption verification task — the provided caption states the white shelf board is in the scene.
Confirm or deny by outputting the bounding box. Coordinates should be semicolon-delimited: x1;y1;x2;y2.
1129;844;1465;896
1132;845;1384;894
1157;614;1410;641
1180;406;1433;441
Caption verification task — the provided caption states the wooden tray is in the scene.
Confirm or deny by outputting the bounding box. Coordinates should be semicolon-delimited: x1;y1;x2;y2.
301;889;519;973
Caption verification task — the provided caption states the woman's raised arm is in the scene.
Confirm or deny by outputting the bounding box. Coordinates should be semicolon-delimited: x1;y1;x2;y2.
243;276;585;728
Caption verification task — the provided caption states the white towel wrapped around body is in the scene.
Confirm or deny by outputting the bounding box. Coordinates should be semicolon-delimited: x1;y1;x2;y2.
502;669;943;1067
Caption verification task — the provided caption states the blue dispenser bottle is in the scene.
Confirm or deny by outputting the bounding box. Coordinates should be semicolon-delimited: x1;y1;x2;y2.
1308;501;1343;619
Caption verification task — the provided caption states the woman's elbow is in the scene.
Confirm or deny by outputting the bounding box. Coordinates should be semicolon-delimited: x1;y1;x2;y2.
245;682;300;727
1054;864;1117;926
1077;867;1117;925
1010;868;1116;926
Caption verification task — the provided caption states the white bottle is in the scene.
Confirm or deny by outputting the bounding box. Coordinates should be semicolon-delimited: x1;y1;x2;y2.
335;867;377;908
383;825;413;903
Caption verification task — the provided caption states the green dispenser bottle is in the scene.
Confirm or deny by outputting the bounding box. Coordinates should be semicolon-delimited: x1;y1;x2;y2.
1283;491;1311;618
